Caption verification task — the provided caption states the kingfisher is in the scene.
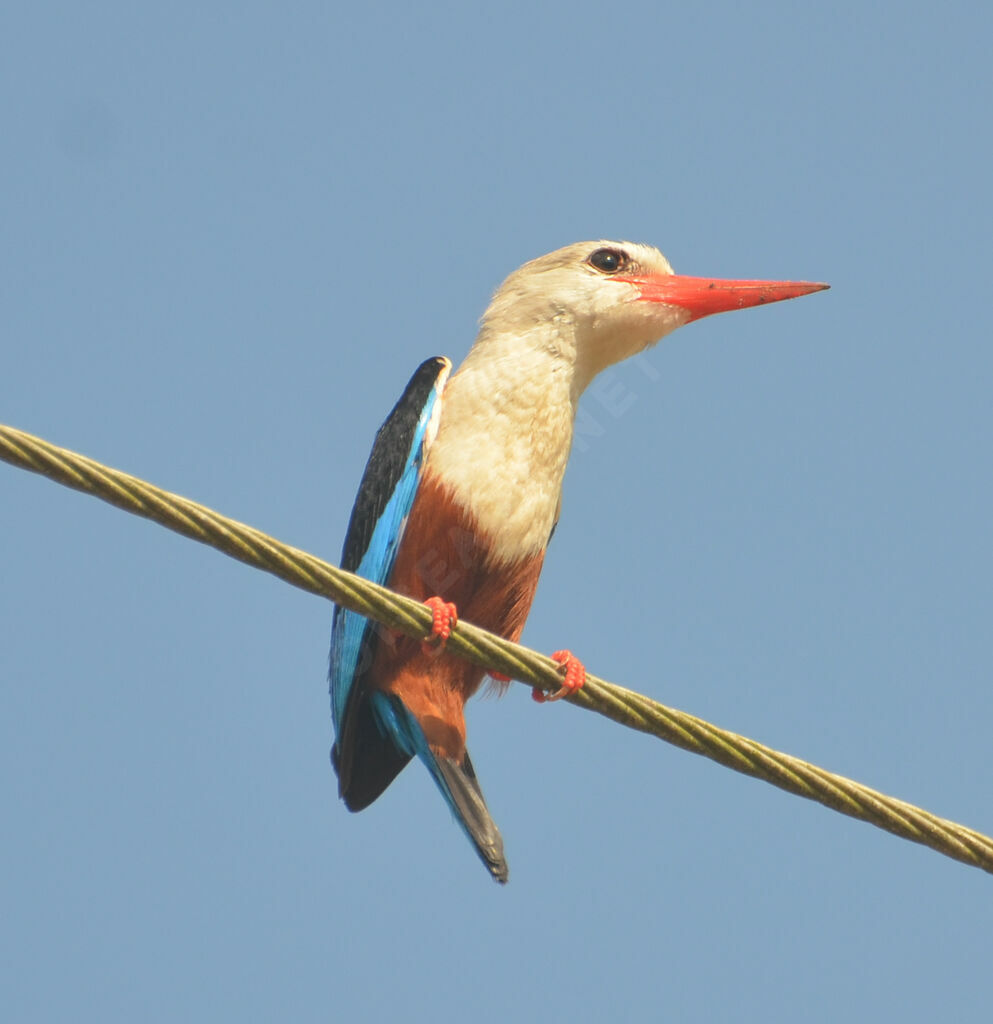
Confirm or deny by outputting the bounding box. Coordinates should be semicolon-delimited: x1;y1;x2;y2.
329;240;828;883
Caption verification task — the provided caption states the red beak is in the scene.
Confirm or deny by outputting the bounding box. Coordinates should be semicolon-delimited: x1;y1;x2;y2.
618;273;829;322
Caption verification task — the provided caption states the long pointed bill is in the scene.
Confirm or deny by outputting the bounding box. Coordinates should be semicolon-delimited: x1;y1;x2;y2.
619;273;830;322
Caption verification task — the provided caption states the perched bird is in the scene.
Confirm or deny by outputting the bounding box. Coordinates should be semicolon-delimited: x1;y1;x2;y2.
330;240;828;882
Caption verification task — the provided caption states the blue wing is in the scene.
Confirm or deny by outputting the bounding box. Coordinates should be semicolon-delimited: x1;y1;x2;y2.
329;357;450;807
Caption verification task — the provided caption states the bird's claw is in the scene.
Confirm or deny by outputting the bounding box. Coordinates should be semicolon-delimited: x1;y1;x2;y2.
532;649;586;703
422;597;458;655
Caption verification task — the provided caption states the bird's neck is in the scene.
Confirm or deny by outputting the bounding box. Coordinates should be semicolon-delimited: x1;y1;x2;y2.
425;323;582;565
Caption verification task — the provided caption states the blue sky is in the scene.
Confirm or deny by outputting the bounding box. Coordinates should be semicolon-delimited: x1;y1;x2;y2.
2;2;992;1021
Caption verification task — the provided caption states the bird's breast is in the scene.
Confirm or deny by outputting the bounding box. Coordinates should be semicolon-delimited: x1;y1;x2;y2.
423;361;574;565
387;471;545;639
372;471;546;758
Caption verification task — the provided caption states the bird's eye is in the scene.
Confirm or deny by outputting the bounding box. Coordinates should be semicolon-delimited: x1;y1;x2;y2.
588;248;626;274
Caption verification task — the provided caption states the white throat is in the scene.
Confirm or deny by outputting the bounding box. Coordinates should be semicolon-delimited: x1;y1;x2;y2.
425;322;580;565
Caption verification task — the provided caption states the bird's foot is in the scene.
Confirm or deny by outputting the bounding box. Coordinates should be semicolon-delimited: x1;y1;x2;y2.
421;597;458;655
532;650;586;703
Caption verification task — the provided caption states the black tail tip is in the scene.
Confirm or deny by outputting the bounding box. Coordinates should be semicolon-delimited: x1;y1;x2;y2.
436;753;509;884
484;849;509;884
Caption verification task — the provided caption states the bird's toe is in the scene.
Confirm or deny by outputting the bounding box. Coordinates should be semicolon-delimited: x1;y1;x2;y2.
532;649;586;703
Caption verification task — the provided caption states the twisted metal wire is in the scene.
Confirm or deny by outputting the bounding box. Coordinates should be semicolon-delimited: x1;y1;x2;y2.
3;421;991;875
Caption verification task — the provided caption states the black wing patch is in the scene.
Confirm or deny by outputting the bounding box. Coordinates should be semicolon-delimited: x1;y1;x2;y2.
339;356;450;572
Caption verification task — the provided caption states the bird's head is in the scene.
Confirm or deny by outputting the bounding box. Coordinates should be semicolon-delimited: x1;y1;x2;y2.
478;240;828;391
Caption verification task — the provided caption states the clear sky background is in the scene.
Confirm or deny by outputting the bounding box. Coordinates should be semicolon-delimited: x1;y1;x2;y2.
2;3;991;1021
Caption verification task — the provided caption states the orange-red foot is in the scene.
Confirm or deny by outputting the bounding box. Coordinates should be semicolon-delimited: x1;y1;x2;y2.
422;597;458;655
532;650;586;703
